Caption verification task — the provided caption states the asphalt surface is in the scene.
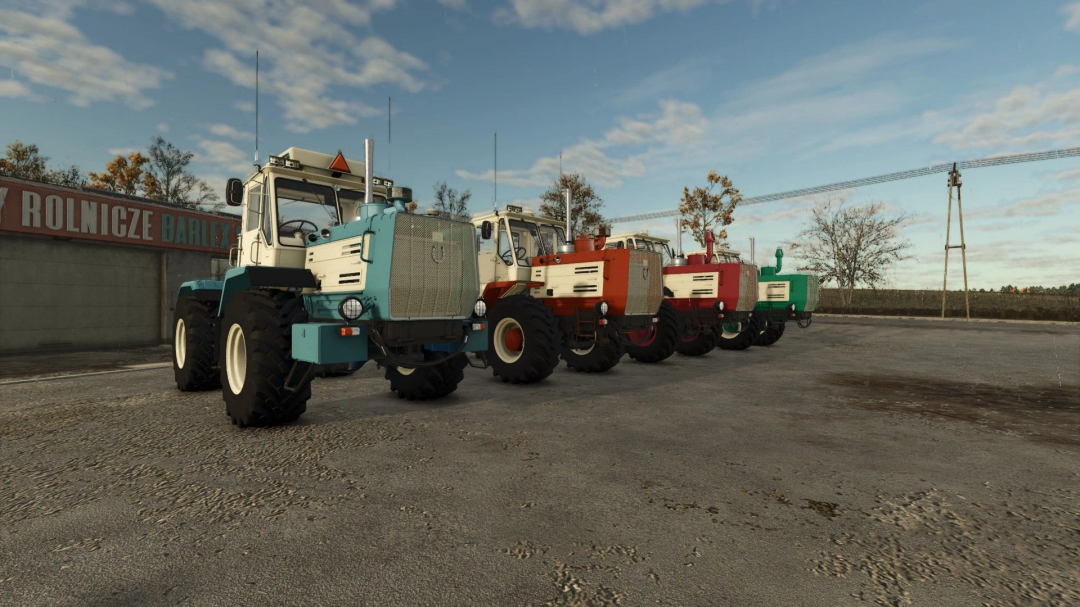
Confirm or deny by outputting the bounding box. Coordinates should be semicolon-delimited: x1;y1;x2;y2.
1;317;1078;606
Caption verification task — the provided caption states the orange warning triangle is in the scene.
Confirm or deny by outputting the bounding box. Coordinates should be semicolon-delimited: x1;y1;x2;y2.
328;151;351;174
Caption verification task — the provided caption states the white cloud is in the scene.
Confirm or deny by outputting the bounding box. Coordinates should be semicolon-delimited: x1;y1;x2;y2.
234;100;255;113
196;139;253;174
1052;64;1079;79
1064;1;1080;31
107;147;141;157
156;122;169;133
143;0;428;133
932;84;1080;151
493;0;741;35
0;3;170;109
614;57;711;106
208;123;253;141
0;78;36;100
457;99;704;188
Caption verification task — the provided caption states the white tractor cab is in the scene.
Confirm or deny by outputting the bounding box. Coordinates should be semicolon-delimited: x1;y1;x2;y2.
606;230;762;355
172;141;489;428
226;147;396;270
469;202;676;382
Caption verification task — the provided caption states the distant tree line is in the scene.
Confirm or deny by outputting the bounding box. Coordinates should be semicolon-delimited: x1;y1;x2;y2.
999;284;1080;295
0;137;219;210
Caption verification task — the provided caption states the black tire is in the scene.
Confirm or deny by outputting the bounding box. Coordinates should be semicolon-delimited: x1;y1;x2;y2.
717;316;761;351
385;352;467;401
676;326;718;357
488;295;561;384
625;301;679;363
218;290;311;427
755;319;785;347
562;332;624;373
173;296;220;391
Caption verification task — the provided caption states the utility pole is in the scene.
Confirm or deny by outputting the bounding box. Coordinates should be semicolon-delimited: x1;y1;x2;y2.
942;163;971;319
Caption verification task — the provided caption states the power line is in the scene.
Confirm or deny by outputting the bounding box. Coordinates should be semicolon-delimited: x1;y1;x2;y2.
608;147;1080;224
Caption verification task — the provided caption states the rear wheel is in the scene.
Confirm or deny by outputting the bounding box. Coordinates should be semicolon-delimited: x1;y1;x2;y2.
386;352;467;401
173;296;220;391
219;290;311;427
625;301;678;363
562;334;624;373
676;327;717;357
717;316;760;351
488;295;561;384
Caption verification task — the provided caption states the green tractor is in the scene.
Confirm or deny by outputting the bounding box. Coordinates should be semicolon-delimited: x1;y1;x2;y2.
171;140;489;427
698;245;818;348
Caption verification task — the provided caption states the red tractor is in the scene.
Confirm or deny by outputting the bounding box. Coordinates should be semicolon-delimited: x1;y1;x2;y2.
471;196;677;383
606;227;761;355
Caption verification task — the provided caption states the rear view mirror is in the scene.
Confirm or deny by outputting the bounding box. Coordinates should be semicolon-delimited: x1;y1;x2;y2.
481;220;493;240
225;178;243;206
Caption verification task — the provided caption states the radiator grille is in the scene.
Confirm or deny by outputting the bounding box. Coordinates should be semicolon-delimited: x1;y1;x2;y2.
389;215;480;319
625;250;663;315
738;264;759;311
805;274;820;311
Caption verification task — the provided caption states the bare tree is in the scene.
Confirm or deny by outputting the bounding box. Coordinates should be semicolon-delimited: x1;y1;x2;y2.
539;173;605;237
431;181;471;219
145;136;218;208
678;171;741;247
792;200;912;306
45;165;87;188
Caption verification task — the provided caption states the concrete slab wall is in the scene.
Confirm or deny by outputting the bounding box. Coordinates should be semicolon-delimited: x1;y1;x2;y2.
0;235;161;352
163;249;217;343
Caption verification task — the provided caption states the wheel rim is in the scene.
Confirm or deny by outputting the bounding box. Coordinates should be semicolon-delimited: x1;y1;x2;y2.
225;323;247;395
493;317;525;363
174;319;187;368
570;342;595;356
395;366;416;376
627;327;655;347
721;322;743;339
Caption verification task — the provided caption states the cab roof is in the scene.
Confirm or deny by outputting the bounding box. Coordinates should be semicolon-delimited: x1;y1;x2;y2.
608;232;670;244
471;205;563;227
249;147;396;196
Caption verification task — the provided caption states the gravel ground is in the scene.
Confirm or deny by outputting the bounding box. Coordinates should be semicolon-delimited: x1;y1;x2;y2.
1;318;1077;606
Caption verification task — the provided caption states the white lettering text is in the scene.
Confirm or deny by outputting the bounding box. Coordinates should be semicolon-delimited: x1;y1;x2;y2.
65;198;79;232
111;205;127;237
21;191;40;228
45;195;63;230
142;210;153;240
81;200;97;233
127;208;141;240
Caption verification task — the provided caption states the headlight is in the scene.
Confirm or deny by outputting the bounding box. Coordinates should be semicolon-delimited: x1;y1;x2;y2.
595;300;609;316
338;297;364;322
718;300;724;310
473;299;487;317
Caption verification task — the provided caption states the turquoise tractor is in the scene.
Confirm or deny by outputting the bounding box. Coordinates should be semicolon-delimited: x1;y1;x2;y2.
171;140;489;427
751;247;818;346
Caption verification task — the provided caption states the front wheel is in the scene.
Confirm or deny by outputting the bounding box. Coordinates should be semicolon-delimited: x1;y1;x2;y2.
625;301;679;363
676;327;718;357
755;320;786;347
219;290;311;427
717;316;761;351
488;295;561;384
173;296;220;391
386;352;467;401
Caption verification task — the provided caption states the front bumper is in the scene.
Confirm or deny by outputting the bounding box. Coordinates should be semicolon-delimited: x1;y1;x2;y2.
291;319;488;364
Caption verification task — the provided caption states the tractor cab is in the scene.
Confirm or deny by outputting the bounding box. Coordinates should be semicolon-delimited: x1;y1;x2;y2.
471;206;570;285
225;148;401;270
605;233;676;265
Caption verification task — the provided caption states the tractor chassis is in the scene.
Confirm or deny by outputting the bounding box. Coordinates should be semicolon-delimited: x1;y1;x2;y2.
557;311;655;350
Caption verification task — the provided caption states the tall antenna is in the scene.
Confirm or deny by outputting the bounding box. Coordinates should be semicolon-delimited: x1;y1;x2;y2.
494;132;498;210
254;49;259;168
388;96;392;175
559;151;562;180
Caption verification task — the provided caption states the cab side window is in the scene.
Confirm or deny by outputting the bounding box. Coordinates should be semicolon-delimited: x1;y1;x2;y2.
244;183;262;232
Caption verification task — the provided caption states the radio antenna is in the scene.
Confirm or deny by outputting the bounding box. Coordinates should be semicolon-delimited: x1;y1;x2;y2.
253;49;260;169
493;132;498;211
388;96;392;175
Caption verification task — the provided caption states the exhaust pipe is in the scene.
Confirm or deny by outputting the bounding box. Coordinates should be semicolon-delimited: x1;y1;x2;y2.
364;138;374;205
672;218;687;266
558;188;575;253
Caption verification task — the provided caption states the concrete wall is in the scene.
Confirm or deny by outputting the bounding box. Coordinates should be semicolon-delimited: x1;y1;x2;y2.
817;288;1079;321
0;235;161;352
162;249;216;344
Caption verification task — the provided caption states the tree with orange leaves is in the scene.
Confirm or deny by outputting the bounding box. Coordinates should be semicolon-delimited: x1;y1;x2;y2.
88;152;159;197
678;171;741;248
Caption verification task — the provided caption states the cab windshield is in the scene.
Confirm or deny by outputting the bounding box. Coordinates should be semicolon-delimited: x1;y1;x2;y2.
339;188;387;222
274;178;338;246
538;224;567;254
501;219;544;266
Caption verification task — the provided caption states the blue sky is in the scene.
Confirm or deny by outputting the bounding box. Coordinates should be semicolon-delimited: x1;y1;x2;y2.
2;0;1078;289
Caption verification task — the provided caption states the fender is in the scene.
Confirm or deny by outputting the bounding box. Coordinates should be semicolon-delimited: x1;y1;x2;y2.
216;266;318;316
175;280;224;310
481;280;545;305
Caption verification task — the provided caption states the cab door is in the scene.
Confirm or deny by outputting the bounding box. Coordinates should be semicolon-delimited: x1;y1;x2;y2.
239;177;272;267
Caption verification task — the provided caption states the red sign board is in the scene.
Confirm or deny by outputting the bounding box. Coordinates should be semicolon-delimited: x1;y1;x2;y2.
0;178;241;254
